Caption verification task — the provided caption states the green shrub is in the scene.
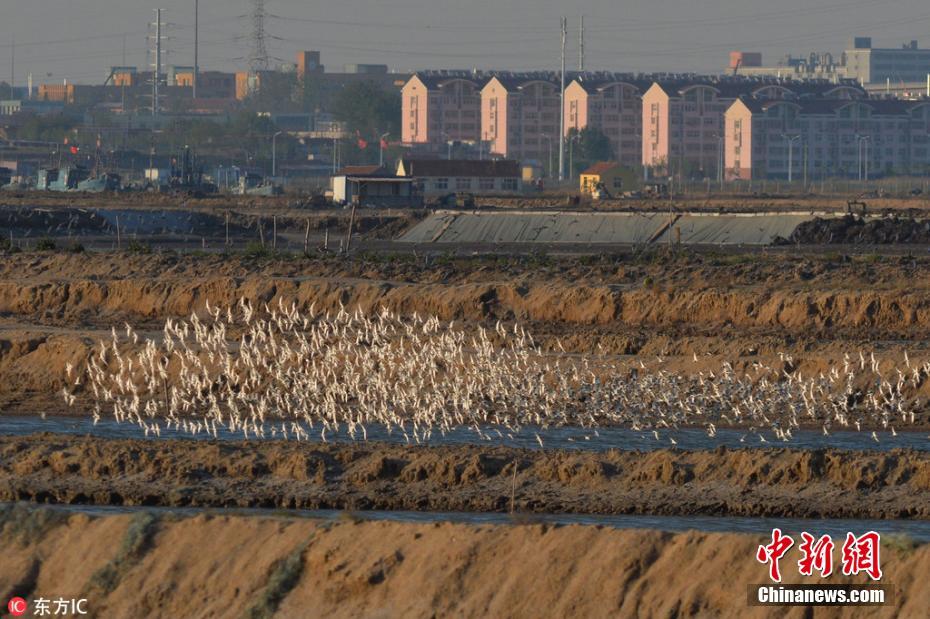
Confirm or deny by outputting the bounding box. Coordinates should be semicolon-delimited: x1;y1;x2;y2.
126;240;152;254
243;545;308;619
87;512;159;594
244;241;271;258
0;504;70;544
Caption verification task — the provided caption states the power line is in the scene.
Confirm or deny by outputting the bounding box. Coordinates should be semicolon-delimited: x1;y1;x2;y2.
0;31;149;50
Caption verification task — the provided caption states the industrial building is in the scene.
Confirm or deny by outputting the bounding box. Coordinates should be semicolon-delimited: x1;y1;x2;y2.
728;51;845;81
729;38;930;86
844;37;930;85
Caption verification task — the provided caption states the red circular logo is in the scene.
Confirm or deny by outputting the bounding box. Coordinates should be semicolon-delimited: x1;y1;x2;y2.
7;597;27;617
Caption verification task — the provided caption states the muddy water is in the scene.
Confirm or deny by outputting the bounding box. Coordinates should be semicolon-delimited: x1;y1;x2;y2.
3;415;927;452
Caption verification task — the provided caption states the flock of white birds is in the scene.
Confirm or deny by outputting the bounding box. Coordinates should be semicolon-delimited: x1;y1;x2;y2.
63;298;926;446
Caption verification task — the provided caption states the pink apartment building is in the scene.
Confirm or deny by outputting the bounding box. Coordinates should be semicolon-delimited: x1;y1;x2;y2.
642;78;864;178
564;74;653;168
401;72;484;145
725;97;930;180
481;74;562;163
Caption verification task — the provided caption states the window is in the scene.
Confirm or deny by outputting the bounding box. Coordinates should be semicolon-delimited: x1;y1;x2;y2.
435;178;448;190
502;178;518;191
479;177;495;190
456;177;472;190
613;178;623;189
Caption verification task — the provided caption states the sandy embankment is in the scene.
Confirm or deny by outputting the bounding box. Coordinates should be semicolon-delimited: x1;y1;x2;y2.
2;435;929;520
0;505;926;618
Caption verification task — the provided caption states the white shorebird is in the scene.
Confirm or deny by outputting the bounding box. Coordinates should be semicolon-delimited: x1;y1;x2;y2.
61;299;925;445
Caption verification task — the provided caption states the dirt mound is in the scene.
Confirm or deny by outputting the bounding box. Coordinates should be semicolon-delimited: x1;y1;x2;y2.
1;505;927;618
2;436;929;519
783;215;930;245
6;251;930;415
4;253;930;336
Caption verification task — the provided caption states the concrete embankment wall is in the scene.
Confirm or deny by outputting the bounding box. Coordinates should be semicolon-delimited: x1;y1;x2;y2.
399;210;832;245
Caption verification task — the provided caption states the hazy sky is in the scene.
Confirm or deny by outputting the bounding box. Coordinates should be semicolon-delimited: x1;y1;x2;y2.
2;0;930;84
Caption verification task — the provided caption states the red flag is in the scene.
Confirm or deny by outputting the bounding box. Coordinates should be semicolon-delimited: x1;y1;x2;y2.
356;130;368;150
69;146;79;155
380;138;389;150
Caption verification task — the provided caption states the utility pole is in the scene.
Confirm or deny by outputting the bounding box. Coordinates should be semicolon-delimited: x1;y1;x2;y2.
120;34;127;112
717;135;724;185
150;9;165;117
558;17;567;182
579;15;585;72
10;35;14;101
272;131;282;177
193;0;199;99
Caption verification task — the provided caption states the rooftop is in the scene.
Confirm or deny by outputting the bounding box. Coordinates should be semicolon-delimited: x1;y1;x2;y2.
400;159;520;178
581;162;624;176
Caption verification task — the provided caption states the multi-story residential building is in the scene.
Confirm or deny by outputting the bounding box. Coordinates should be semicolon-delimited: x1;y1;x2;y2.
725;97;930;180
643;77;865;178
564;73;653;168
481;73;561;162
401;72;485;145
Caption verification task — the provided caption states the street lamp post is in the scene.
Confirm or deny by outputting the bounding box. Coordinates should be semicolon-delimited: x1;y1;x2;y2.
379;132;390;167
855;134;871;182
271;131;283;178
781;133;801;183
568;134;581;180
542;135;553;178
332;136;338;175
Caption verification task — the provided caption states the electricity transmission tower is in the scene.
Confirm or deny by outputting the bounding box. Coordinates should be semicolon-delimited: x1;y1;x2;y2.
249;0;271;71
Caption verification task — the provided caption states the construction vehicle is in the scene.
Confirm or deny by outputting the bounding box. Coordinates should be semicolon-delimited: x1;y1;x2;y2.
642;182;670;199
592;181;612;201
